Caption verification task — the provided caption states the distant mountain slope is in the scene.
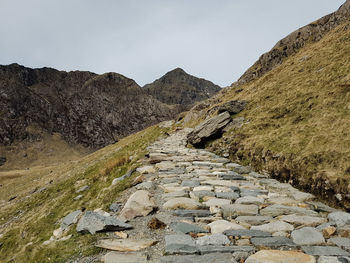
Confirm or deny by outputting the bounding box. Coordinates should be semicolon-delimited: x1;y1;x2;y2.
238;0;350;84
0;64;177;149
143;68;221;105
184;3;350;209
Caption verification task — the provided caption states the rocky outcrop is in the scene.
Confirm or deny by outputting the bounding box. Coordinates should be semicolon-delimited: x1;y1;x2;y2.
238;0;350;84
0;64;178;148
217;100;247;115
143;68;221;106
187;111;231;147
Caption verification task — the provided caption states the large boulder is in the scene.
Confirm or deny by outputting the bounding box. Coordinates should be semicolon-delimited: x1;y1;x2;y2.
187;111;231;147
218;100;247;115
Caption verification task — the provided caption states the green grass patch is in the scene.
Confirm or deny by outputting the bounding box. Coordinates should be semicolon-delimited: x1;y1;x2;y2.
0;125;168;262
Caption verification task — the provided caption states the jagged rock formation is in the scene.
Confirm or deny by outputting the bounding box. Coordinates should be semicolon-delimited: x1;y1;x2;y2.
0;64;178;148
238;0;350;84
187;111;232;147
143;68;221;106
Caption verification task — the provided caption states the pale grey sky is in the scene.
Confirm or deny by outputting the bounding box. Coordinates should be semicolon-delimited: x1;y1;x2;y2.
0;0;345;86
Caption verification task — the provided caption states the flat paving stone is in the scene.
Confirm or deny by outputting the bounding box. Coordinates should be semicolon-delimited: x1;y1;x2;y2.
235;196;264;205
260;204;318;217
189;191;215;201
251;237;297;248
328;212;350;227
173;209;212;218
215;191;240;200
198;245;255;255
329;237;350;250
249;172;268;179
196;233;230;246
163;198;202;210
162;186;191;193
160;253;236;263
162;191;189;200
245;250;316;263
218;173;246;181
289;191;315;202
181;180;200;187
193;186;213;192
103;252;148;263
204;198;231;208
162;178;181;184
96;239;157;252
232;166;251;174
318;256;350;263
307;201;338;213
224;229;272;238
170;222;209;234
165;235;198;255
279;214;327;227
240;189;268;197
235;216;273;225
208;219;245;234
221;204;259;218
291;227;325;245
251;221;294;233
302;246;350;256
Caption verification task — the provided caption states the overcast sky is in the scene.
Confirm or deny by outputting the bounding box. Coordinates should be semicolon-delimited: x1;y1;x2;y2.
0;0;345;87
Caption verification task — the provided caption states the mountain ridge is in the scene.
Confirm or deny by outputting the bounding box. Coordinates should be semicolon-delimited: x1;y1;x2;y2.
0;63;177;149
143;67;221;106
237;0;350;84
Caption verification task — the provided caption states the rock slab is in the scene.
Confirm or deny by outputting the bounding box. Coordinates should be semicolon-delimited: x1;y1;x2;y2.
96;239;157;252
187;111;231;147
245;250;316;263
76;211;132;234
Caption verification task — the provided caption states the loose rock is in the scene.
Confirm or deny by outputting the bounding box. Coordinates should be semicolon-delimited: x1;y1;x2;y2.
96;239;157;251
76;211;132;234
119;190;156;220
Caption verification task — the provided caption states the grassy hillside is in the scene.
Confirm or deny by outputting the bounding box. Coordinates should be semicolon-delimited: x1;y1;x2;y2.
187;22;350;209
0;124;169;262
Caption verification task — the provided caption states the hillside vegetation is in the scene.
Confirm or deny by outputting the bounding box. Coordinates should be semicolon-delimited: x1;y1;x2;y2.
186;21;350;209
0;124;169;262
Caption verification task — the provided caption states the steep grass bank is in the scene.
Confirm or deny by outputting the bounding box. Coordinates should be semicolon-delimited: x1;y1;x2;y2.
0;125;169;262
187;22;350;209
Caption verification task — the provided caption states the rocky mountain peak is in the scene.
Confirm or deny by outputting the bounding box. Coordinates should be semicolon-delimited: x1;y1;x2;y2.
143;68;221;105
0;64;177;149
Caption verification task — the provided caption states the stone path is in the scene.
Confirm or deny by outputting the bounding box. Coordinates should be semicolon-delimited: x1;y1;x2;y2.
70;128;350;262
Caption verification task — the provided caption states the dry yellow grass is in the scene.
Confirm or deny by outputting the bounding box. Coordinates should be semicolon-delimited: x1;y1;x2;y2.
188;22;350;208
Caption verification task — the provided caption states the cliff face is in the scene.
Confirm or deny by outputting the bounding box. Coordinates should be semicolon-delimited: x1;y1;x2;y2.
0;64;177;148
143;68;221;106
237;0;350;84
